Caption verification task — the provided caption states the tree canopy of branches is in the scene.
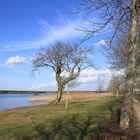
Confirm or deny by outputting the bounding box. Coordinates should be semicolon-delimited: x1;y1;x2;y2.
105;34;129;70
78;0;131;44
78;0;139;89
32;41;93;103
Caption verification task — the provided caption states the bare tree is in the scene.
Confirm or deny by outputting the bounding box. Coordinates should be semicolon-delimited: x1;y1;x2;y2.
76;0;140;98
96;76;104;92
77;0;140;129
32;41;93;103
78;0;139;80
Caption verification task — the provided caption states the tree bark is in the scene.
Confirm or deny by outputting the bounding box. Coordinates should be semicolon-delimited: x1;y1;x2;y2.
120;0;139;129
55;65;64;104
56;84;64;103
136;0;140;83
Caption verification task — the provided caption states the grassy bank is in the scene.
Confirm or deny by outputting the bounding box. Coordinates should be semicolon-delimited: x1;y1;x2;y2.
0;97;122;140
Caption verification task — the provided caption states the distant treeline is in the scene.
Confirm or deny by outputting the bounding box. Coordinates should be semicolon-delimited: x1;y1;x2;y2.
0;90;108;94
0;90;49;94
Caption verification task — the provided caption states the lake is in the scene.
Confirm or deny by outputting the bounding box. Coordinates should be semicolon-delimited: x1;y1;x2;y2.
0;94;48;111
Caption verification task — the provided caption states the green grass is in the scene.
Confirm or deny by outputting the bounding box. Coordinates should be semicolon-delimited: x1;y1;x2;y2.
0;97;122;140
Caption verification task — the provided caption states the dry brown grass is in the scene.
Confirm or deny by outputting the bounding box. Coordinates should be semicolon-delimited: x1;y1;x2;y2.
29;91;113;103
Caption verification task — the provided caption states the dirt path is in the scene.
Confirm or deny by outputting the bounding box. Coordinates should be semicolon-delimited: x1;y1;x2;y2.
133;98;140;139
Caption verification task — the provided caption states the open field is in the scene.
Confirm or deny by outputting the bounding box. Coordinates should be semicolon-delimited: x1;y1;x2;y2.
0;97;122;140
29;91;113;103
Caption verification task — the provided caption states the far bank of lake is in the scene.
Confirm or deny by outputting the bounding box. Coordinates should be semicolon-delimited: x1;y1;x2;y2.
0;94;48;111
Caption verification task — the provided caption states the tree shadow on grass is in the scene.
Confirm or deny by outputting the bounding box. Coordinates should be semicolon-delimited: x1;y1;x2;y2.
19;106;138;140
34;114;97;140
34;114;138;140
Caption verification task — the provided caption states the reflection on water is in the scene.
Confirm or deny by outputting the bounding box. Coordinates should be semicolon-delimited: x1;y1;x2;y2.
0;94;48;111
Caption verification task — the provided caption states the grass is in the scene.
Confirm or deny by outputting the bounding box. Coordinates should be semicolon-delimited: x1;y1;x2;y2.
29;91;112;103
0;97;122;140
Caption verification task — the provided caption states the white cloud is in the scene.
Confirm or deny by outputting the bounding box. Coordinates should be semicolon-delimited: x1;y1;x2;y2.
95;39;107;46
31;84;48;90
5;56;26;68
30;68;123;91
0;15;110;51
77;68;123;84
31;81;57;90
0;17;90;51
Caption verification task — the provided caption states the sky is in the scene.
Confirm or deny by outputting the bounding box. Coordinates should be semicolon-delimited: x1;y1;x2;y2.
0;0;121;91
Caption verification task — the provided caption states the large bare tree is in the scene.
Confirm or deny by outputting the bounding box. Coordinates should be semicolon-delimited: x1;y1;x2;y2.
32;41;93;103
77;0;140;129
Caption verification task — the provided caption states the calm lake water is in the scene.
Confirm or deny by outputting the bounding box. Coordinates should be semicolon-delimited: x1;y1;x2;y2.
0;94;47;111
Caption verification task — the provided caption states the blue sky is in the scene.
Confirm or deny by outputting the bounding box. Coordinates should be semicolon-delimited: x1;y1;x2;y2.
0;0;120;91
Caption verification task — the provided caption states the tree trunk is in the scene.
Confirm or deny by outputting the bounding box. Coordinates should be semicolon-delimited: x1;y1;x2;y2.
120;94;133;129
120;0;139;129
55;65;64;104
136;0;140;84
56;84;64;104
